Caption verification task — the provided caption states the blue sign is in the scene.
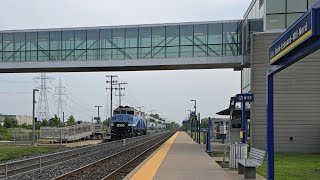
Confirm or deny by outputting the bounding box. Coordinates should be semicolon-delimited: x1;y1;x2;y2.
235;93;254;102
269;12;313;65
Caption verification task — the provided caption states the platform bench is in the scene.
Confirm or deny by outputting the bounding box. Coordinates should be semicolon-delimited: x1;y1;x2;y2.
237;148;266;179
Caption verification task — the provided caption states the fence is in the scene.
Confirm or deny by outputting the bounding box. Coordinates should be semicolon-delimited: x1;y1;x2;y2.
0;128;38;145
40;123;94;142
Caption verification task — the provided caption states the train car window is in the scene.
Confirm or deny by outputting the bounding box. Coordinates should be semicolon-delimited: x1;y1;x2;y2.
121;110;126;114
114;111;120;114
127;111;134;115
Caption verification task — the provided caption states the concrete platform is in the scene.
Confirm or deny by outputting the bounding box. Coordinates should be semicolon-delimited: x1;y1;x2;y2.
127;131;264;180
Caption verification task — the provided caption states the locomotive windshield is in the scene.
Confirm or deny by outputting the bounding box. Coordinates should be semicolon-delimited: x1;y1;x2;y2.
114;109;135;115
127;111;134;115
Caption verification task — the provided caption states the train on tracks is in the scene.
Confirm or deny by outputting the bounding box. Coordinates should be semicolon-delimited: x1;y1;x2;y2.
147;116;166;133
111;106;166;140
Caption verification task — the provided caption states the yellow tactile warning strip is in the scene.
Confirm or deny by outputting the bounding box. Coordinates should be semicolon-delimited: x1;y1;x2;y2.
130;132;179;180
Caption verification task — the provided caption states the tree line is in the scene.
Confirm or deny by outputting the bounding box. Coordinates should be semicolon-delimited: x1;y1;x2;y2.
180;117;209;131
0;114;81;130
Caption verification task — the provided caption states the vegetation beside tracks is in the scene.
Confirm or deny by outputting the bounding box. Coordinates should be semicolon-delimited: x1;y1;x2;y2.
0;145;60;161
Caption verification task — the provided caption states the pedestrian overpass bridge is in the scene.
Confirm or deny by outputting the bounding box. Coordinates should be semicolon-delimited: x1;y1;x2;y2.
0;20;244;73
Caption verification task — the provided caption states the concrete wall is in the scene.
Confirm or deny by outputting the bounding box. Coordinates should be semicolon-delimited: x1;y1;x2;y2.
16;115;33;125
250;32;320;153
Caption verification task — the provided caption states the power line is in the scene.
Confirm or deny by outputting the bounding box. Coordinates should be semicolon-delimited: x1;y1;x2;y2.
114;82;127;107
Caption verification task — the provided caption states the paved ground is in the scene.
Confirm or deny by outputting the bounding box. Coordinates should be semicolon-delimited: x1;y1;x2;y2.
126;132;266;180
153;132;236;180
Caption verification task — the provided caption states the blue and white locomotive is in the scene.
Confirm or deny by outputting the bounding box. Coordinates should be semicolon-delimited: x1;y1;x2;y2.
111;106;147;140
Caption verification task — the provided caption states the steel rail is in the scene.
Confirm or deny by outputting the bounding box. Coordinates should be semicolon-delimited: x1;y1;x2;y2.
0;134;154;179
102;133;170;180
53;132;173;180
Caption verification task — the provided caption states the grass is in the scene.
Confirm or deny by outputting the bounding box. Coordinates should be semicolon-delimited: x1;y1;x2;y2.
257;153;320;180
192;131;205;144
0;145;60;161
209;151;230;157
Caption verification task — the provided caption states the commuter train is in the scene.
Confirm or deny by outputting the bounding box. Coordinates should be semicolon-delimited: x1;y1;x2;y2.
146;116;166;134
111;106;147;140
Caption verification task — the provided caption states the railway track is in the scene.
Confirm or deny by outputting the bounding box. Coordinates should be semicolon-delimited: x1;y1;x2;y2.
0;132;168;180
53;132;174;180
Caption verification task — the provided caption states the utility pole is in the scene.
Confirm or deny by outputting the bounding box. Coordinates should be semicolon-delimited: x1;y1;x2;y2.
188;110;192;138
62;112;65;125
94;105;102;123
114;82;127;106
54;79;67;122
34;73;52;121
32;89;39;146
136;106;144;116
106;75;118;132
191;100;197;141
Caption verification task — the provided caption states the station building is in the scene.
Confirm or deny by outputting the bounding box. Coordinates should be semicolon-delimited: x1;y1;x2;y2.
241;0;320;152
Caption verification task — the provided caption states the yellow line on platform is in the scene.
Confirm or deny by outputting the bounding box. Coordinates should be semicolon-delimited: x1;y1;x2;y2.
130;132;179;180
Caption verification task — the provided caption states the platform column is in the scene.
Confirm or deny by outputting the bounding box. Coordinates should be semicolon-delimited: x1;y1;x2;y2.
241;101;246;143
267;74;274;180
206;117;212;153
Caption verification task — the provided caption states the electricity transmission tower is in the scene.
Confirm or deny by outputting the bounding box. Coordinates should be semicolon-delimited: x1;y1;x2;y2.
115;82;127;107
34;73;52;121
54;79;67;122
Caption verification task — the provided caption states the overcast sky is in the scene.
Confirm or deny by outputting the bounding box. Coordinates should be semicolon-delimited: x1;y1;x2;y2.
0;0;251;124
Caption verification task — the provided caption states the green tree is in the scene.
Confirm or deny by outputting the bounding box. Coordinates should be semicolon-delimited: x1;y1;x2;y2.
76;120;83;124
41;119;49;127
49;114;62;127
180;122;189;131
20;123;32;129
150;114;160;119
201;118;209;129
3;116;18;128
35;121;42;130
67;115;76;126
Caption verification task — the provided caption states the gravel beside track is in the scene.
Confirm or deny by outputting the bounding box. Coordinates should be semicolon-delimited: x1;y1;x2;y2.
54;132;174;180
0;132;168;180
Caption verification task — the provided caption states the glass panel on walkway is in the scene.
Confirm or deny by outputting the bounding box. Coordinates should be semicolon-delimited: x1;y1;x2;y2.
0;21;243;62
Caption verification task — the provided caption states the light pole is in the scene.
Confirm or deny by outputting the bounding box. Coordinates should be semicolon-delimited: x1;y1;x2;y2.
191;100;197;142
191;100;196;114
32;89;39;146
94;105;102;123
188;110;192;138
62;112;73;125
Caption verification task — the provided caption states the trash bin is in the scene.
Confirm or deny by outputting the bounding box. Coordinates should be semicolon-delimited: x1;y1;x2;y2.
229;143;248;169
